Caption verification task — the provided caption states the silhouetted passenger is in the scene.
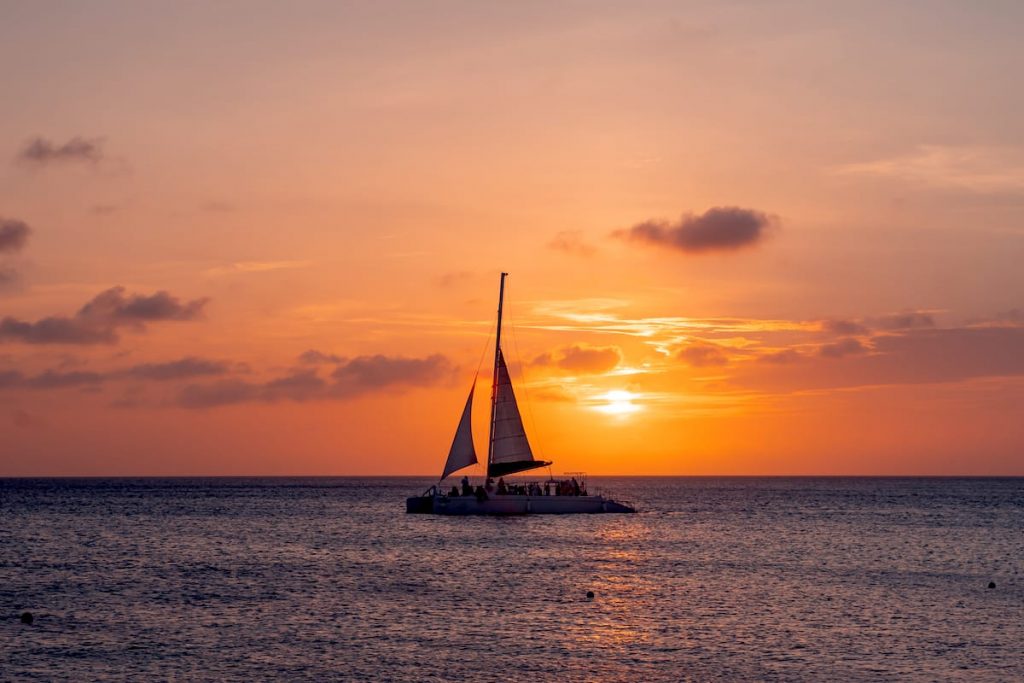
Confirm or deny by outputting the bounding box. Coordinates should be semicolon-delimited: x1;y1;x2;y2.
461;475;472;496
497;478;507;495
450;485;459;497
474;485;488;502
544;481;551;496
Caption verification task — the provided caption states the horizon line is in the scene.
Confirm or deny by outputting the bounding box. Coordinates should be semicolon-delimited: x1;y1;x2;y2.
2;473;1022;479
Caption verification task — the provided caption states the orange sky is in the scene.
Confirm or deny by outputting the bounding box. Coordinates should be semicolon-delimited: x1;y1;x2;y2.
1;2;1023;475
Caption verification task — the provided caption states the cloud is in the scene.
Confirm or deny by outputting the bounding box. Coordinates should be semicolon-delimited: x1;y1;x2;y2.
0;286;209;345
331;354;453;396
178;353;455;408
0;369;104;389
25;370;105;389
436;271;475;288
614;206;774;253
874;312;935;330
178;379;259;408
298;349;344;365
822;319;869;336
264;369;327;402
78;286;208;323
738;327;1024;393
0;357;227;392
819;338;869;358
547;231;596;256
124;357;229;381
821;313;933;335
0;219;31;253
0;370;22;388
0;266;21;290
757;349;804;364
678;341;730;367
533;344;621;374
18;136;104;164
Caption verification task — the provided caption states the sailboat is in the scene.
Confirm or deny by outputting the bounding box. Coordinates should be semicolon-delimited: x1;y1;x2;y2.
406;273;636;515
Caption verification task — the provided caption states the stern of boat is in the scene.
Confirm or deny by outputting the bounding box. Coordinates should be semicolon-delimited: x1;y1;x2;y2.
406;495;435;514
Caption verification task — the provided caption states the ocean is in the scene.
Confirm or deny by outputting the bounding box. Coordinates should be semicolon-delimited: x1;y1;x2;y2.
1;477;1021;681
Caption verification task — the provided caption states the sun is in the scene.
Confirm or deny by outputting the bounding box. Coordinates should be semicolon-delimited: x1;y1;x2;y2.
595;389;641;416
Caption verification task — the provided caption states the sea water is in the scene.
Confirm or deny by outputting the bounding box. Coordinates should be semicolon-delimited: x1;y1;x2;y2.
1;477;1021;681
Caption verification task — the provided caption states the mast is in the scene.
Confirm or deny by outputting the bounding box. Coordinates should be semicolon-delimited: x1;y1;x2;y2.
487;272;508;472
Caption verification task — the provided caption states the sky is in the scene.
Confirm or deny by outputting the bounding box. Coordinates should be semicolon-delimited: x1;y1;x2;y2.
1;0;1023;476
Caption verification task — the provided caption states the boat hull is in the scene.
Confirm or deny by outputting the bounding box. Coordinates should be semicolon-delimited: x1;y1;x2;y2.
405;493;635;515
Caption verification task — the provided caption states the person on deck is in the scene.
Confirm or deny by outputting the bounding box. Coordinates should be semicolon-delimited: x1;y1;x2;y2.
461;476;472;496
496;478;507;495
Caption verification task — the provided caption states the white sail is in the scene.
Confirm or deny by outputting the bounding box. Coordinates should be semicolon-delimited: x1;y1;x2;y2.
490;350;535;464
441;384;478;480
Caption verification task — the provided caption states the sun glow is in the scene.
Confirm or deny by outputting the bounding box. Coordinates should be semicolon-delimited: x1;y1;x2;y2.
595;390;641;416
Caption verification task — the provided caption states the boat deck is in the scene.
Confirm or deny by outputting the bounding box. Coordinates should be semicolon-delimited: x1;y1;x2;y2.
406;493;635;515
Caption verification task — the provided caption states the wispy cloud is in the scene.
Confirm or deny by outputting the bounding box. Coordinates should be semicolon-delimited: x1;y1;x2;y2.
835;145;1024;193
205;261;311;276
547;230;596;256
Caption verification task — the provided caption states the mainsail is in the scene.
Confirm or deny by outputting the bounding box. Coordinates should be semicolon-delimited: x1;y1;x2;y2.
440;384;478;480
488;350;550;477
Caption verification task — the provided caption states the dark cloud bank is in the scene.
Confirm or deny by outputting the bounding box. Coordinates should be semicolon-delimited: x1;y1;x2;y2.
823;312;935;336
742;326;1024;391
0;286;208;345
178;353;454;408
0;357;230;392
615;206;774;253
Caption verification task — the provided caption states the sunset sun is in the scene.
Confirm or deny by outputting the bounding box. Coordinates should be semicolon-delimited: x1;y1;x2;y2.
595;390;641;416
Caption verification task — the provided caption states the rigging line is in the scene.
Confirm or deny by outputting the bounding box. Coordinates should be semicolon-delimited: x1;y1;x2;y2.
504;282;546;463
475;317;496;377
473;317;496;477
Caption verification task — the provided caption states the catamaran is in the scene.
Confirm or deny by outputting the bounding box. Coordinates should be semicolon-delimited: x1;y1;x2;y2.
406;273;636;515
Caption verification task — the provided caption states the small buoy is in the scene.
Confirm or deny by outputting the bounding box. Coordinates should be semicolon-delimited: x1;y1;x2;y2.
586;590;595;599
20;612;33;625
988;581;996;589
